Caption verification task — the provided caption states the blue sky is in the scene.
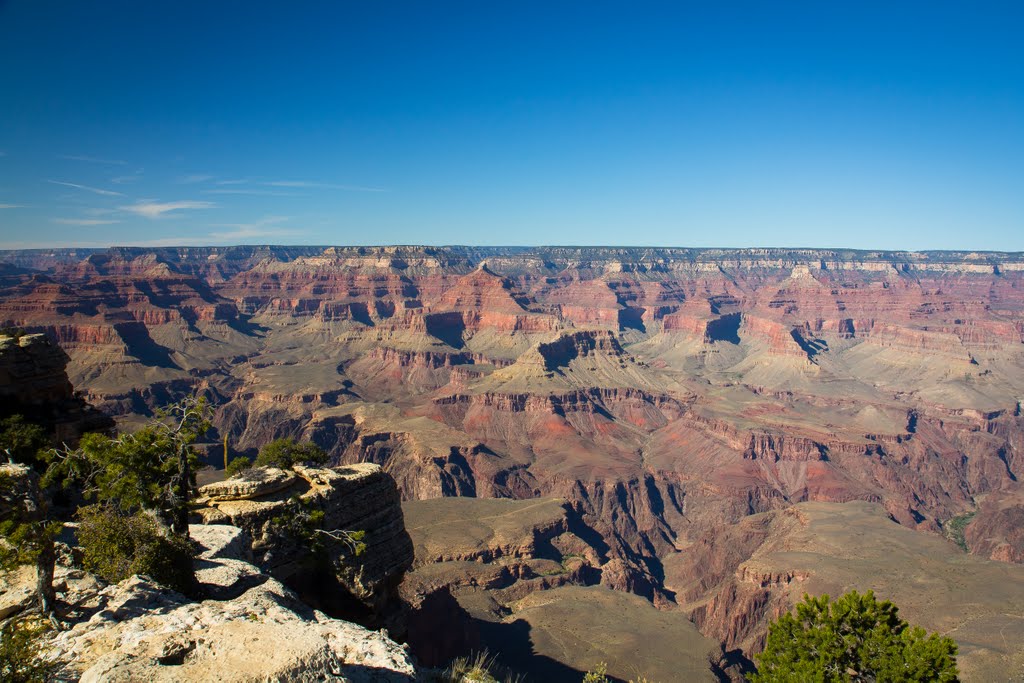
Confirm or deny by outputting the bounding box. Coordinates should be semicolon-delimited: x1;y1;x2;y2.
0;1;1022;250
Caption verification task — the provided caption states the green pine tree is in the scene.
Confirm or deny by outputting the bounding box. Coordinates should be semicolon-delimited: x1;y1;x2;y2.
254;437;328;470
751;590;959;682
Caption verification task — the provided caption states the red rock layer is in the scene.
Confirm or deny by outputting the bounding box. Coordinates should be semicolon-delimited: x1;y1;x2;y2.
2;245;1024;665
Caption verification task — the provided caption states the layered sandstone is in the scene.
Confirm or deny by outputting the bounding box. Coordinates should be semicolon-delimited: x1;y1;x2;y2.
399;496;729;680
665;501;1024;681
195;463;415;621
3;245;1024;674
964;487;1024;563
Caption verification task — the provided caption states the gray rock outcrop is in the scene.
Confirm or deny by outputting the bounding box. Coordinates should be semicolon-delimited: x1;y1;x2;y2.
46;524;418;682
199;467;298;501
194;463;415;623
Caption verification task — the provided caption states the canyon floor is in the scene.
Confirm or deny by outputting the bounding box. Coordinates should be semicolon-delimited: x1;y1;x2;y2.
3;245;1024;680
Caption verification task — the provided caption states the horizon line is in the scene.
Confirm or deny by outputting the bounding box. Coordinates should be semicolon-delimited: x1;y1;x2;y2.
1;243;1024;256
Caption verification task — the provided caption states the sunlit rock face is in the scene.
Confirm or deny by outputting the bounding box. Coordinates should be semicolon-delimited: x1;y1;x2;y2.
3;245;1024;673
42;524;418;682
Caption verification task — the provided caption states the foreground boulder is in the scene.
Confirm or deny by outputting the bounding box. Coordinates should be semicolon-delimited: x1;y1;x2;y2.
197;466;298;501
46;524;417;682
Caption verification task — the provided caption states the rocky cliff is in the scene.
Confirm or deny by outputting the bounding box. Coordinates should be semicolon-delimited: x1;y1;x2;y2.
193;463;415;629
664;501;1024;682
0;333;112;442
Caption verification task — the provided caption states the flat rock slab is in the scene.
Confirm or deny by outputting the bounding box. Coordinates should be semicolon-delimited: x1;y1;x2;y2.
496;585;721;682
0;566;35;620
199;467;297;501
403;496;568;563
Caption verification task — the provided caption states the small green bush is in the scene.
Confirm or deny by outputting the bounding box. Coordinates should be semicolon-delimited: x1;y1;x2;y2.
254;437;328;470
0;516;62;573
76;504;196;594
0;617;61;683
225;455;253;477
944;512;976;552
752;590;959;682
267;496;366;562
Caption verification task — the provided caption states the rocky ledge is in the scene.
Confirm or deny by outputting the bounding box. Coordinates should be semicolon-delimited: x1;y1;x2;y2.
25;524;418;682
193;464;415;624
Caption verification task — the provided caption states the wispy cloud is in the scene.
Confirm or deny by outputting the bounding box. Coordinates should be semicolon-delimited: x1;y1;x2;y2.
0;239;93;249
58;154;128;166
201;188;301;197
120;200;217;219
210;215;291;229
206;216;302;241
0;151;7;157
179;174;214;184
111;171;144;184
52;218;120;226
263;180;385;192
47;180;124;197
45;225;300;247
210;178;384;192
0;203;23;209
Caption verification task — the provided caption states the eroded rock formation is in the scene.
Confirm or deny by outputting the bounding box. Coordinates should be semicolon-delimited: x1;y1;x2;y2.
194;463;415;627
0;333;112;442
664;501;1024;682
3;245;1024;676
399;496;731;681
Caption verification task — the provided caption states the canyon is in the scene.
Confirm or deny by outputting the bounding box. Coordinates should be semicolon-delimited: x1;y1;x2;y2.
3;245;1024;679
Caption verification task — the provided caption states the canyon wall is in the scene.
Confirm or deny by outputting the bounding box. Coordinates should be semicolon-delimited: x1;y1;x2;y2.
3;245;1024;673
0;332;113;442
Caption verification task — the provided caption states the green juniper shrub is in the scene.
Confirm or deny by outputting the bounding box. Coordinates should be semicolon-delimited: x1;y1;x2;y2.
0;415;50;472
0;468;60;573
41;397;213;600
76;503;196;594
254;437;328;470
751;589;959;682
0;466;61;616
225;455;253;477
0;512;62;575
45;396;211;538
